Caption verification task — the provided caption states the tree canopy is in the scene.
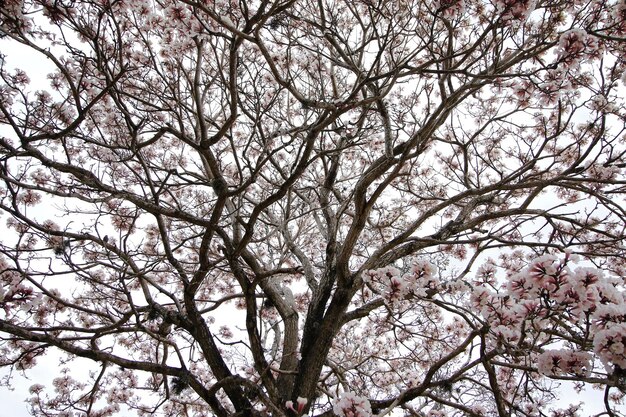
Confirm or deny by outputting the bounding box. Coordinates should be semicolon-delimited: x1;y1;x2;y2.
1;0;626;416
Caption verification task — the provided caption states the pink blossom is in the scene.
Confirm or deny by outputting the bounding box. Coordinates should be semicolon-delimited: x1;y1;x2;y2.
592;304;626;331
17;190;42;206
332;392;372;417
537;350;592;376
495;0;537;23
435;0;466;18
286;397;308;414
593;324;626;368
557;29;600;68
365;261;438;305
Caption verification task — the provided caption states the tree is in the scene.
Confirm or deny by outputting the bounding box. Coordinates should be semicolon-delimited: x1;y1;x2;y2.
1;0;625;415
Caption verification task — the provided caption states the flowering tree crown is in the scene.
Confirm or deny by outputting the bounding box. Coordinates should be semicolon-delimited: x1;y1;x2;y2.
1;0;626;416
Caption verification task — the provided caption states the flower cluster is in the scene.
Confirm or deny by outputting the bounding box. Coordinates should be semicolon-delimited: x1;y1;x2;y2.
332;392;372;417
0;256;38;313
435;0;466;18
613;1;626;32
0;0;32;32
495;0;537;23
557;29;600;68
507;256;624;319
593;323;626;369
536;350;593;376
586;163;621;182
473;253;626;369
363;260;438;306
